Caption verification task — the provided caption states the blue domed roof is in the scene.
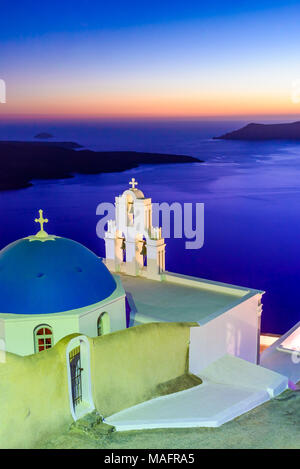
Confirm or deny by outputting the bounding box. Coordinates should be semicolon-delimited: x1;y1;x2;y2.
0;237;117;314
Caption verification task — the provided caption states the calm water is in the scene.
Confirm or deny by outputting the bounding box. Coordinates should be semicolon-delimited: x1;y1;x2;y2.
0;119;300;334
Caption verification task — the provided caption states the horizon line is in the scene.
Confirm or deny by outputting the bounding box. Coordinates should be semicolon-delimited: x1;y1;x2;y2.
0;112;300;122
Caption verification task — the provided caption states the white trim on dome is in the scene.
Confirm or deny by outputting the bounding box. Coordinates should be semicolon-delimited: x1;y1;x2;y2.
26;234;59;243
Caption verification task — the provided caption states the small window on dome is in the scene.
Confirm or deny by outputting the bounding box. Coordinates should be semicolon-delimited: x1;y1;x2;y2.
34;325;53;353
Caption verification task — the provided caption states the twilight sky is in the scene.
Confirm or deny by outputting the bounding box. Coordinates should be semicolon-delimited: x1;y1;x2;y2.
1;0;300;119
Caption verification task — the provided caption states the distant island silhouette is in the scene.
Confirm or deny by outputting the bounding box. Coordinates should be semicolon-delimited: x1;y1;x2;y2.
0;141;201;191
214;121;300;140
34;132;54;139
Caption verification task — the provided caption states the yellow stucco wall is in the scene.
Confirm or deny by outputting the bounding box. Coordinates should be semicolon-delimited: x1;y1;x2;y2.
90;322;191;417
0;334;79;449
0;323;191;448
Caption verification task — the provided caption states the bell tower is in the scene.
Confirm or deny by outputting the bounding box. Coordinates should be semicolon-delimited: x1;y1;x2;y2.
104;178;165;279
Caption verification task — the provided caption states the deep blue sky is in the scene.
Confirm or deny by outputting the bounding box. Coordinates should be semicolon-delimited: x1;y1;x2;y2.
1;0;300;118
1;0;299;39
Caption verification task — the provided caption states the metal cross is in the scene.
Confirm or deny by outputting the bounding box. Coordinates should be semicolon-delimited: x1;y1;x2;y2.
35;209;48;232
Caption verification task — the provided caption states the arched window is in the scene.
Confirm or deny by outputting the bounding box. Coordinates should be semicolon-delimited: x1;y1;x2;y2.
34;325;53;353
97;312;110;336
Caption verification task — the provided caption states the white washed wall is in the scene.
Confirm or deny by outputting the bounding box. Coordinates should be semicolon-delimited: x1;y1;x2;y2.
189;294;261;375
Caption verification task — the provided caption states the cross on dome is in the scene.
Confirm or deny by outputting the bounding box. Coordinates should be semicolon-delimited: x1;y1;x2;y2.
129;178;138;190
34;209;49;239
35;209;48;232
27;210;57;242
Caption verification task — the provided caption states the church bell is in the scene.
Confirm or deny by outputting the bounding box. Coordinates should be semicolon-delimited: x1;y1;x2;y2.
140;241;147;257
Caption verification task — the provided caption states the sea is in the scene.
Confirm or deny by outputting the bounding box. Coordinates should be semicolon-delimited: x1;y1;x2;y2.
0;118;300;335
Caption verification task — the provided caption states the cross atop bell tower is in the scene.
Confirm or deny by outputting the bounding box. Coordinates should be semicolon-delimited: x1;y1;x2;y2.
104;179;166;279
129;177;138;190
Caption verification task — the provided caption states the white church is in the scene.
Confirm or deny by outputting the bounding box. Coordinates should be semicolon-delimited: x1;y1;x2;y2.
0;178;298;437
0;178;264;365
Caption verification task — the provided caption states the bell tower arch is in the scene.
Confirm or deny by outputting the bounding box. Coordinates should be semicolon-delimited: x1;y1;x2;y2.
104;178;165;279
